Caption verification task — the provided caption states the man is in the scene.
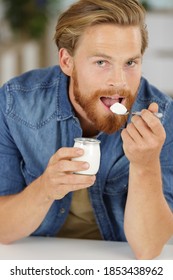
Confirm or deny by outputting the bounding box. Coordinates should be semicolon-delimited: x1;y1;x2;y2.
0;0;173;259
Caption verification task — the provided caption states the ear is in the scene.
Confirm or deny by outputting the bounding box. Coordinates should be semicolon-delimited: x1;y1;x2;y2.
59;48;74;76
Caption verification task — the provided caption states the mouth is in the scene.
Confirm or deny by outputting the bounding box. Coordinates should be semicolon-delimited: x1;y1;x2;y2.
100;95;126;111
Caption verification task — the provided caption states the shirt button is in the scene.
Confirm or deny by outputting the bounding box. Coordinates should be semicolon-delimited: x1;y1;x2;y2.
60;208;65;214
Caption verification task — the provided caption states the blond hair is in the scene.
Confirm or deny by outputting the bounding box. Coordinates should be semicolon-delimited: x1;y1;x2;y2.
54;0;148;55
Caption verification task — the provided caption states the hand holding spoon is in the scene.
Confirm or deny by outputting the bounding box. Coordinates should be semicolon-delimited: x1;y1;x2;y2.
110;103;163;119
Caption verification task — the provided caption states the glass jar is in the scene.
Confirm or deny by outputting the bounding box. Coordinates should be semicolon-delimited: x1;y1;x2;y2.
73;137;101;175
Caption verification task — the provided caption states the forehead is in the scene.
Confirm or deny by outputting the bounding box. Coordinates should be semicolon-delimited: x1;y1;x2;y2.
75;24;142;58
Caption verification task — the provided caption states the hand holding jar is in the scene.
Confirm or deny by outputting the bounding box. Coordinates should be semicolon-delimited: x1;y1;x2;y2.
73;138;101;175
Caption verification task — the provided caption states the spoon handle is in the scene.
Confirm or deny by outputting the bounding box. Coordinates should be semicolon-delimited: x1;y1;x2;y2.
132;111;163;119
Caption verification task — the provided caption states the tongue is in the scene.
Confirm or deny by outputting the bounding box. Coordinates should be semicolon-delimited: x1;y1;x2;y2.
101;97;118;107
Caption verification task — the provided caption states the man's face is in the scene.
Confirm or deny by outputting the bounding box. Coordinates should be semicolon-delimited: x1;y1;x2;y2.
68;24;142;134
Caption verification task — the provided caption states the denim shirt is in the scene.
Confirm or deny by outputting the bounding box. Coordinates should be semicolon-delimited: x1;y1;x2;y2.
0;65;173;241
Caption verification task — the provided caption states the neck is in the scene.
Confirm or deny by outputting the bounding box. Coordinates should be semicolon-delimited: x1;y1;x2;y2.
75;112;99;137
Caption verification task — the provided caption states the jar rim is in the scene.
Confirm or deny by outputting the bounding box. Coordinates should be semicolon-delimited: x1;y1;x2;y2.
74;137;100;144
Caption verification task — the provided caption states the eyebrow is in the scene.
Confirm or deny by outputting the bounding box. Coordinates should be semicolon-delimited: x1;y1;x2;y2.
89;53;113;60
89;53;142;61
128;55;142;60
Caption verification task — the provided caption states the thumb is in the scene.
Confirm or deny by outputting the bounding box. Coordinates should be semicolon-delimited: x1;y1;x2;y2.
148;102;159;113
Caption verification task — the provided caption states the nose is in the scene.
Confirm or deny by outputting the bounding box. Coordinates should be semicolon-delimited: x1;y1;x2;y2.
107;67;126;89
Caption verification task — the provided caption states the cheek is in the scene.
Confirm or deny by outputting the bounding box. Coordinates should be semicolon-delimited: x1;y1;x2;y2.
77;71;100;93
127;72;141;93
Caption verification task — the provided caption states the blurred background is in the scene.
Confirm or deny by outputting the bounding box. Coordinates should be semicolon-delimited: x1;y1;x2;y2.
0;0;173;96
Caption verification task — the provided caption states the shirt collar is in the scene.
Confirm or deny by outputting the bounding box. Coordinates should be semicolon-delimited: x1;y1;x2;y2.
56;69;74;121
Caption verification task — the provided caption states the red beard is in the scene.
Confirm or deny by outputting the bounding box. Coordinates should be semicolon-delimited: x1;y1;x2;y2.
72;69;137;134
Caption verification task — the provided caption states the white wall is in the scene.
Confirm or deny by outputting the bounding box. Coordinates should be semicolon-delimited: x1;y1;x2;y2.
0;41;41;85
142;13;173;96
147;0;173;9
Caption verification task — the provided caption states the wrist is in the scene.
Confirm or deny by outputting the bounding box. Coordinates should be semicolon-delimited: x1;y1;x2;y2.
130;159;161;176
34;175;55;205
129;160;163;194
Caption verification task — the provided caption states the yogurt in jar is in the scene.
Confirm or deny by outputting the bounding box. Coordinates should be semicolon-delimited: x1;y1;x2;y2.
73;138;101;175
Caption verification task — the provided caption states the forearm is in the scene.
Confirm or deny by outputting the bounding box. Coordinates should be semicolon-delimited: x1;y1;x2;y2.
0;176;54;244
124;161;173;259
0;147;95;244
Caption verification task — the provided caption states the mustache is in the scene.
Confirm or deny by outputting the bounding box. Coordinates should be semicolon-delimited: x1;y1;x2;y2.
93;88;131;98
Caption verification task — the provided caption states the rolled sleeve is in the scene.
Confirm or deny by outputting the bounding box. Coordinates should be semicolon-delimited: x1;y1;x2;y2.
160;100;173;211
0;89;26;196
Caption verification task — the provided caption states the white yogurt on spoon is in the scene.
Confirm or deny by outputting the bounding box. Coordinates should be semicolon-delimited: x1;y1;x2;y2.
110;102;163;118
110;102;128;115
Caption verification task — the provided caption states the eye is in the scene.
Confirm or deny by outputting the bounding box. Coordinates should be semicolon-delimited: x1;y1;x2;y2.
127;60;136;67
126;60;135;67
96;60;106;67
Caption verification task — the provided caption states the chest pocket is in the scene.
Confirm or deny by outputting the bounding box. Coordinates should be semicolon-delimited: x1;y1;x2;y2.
104;170;129;195
20;160;43;186
102;152;129;195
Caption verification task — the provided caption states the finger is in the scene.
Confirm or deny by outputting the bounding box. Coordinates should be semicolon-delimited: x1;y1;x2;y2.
57;173;96;186
51;174;96;200
63;183;93;193
131;112;166;148
121;128;136;146
50;147;84;164
121;128;142;160
125;122;143;142
140;109;164;137
55;159;90;173
131;114;151;139
148;102;159;113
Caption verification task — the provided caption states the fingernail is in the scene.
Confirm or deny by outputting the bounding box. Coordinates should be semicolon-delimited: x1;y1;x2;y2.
91;175;96;182
83;162;89;169
76;148;83;155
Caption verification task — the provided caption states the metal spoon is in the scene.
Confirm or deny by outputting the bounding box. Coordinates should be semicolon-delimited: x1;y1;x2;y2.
131;111;163;118
110;103;163;118
112;110;163;119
